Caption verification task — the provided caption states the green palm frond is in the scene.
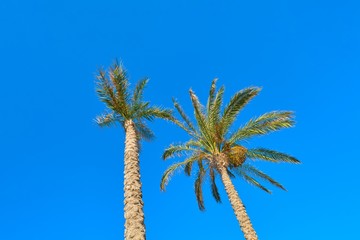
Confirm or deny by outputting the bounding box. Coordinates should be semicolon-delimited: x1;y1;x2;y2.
109;63;130;116
227;168;236;178
184;161;194;176
162;141;199;160
96;70;119;112
206;78;218;112
189;90;207;129
172;98;196;132
195;161;206;211
242;173;271;194
95;113;117;127
229;111;295;144
135;121;155;141
133;78;148;103
184;151;207;175
185;139;204;148
242;164;286;190
208;85;225;132
210;168;221;203
189;90;214;151
220;87;261;136
129;102;147;117
246;148;300;164
169;116;198;138
139;106;173;121
160;156;199;191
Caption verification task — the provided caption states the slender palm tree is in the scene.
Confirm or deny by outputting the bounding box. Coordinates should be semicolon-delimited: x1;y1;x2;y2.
160;79;300;240
95;62;172;240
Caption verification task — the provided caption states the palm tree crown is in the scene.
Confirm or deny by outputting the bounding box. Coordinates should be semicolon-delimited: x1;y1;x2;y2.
95;62;173;240
161;79;300;210
95;62;172;135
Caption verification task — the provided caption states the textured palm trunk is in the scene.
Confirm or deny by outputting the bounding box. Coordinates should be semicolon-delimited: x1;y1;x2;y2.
219;166;258;240
123;120;146;240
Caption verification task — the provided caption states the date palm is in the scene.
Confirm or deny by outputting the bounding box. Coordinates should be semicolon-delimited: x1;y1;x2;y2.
160;79;300;240
95;62;172;240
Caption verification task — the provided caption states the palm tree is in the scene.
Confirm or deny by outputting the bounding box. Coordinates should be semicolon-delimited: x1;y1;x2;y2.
160;79;300;240
95;62;172;240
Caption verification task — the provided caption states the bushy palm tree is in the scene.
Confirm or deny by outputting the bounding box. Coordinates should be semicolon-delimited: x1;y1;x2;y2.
96;62;172;240
160;79;300;240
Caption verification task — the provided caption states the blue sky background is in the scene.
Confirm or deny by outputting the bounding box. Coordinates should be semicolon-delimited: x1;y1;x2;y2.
1;0;359;239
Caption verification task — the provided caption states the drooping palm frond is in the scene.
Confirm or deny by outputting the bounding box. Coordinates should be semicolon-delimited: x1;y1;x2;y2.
220;87;261;136
246;148;300;164
195;161;207;211
228;111;295;144
210;168;221;203
184;161;194;176
160;156;199;191
135;121;155;141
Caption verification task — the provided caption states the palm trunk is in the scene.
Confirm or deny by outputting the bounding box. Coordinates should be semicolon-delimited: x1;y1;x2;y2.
219;166;258;240
123;120;146;240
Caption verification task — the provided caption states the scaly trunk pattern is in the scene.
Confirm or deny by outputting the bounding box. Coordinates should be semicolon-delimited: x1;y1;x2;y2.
123;120;146;240
219;166;258;240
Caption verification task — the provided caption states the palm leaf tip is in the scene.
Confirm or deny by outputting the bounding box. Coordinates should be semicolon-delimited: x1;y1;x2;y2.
172;98;196;132
189;89;211;142
133;78;149;102
207;78;219;109
189;89;202;107
162;149;172;160
160;167;174;191
208;85;225;129
209;78;218;95
95;113;115;127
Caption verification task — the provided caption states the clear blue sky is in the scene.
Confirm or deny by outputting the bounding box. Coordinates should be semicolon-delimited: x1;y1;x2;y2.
1;0;359;239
